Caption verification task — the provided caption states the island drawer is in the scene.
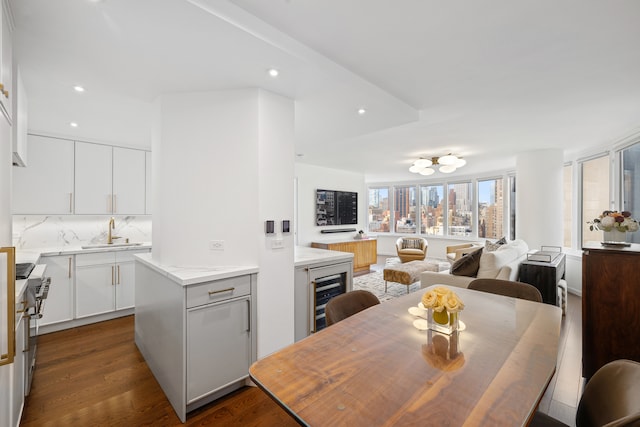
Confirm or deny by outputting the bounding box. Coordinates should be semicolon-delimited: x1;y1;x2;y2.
186;275;251;308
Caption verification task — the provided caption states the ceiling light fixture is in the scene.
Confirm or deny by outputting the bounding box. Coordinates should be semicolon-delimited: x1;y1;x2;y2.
70;122;78;128
357;108;367;115
73;85;85;92
409;154;466;175
267;68;279;77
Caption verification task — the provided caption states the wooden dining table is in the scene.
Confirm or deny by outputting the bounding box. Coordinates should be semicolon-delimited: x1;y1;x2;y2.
250;286;562;426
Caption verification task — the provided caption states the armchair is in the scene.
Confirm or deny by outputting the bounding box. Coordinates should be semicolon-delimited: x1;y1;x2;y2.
396;237;428;263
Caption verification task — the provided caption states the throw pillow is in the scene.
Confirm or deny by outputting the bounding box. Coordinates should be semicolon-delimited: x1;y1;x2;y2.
450;247;483;277
485;236;507;252
401;238;423;249
476;247;517;279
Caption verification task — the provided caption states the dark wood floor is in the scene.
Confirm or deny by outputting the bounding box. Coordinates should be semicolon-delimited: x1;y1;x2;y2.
22;281;582;426
21;316;298;426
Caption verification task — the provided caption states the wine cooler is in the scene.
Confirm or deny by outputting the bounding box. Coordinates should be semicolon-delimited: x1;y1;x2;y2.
294;257;353;341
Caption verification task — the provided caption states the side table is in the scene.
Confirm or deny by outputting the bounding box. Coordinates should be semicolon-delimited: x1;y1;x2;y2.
519;252;566;309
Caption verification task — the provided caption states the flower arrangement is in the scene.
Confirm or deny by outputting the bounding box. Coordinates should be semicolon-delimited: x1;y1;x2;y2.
421;286;465;325
588;210;639;233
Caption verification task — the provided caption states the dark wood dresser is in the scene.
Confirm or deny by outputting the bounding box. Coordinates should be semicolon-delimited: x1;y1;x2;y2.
582;242;640;379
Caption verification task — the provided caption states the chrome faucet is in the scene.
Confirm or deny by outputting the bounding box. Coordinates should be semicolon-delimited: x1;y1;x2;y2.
107;217;120;244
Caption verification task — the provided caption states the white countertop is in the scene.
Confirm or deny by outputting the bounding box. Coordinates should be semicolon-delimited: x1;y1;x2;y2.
135;253;259;286
14;243;152;301
294;245;354;267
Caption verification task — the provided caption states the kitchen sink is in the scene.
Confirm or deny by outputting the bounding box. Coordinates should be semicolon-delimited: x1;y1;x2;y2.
81;242;144;249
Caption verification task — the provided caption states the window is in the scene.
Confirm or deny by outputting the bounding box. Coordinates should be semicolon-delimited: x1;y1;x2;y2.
368;187;390;232
582;155;610;245
563;164;573;247
394;186;417;234
477;178;503;239
447;182;472;236
419;184;444;235
508;175;516;240
622;142;640;244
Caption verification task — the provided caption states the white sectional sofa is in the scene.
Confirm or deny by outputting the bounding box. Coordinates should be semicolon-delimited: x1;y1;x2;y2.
420;239;529;289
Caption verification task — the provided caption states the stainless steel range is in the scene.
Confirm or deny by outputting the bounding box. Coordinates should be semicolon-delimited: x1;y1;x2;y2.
16;263;50;394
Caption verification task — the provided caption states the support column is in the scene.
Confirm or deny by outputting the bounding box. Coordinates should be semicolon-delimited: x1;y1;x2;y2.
516;149;564;250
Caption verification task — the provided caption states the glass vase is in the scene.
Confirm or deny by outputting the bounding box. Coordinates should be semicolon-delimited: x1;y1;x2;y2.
427;308;459;335
603;229;627;243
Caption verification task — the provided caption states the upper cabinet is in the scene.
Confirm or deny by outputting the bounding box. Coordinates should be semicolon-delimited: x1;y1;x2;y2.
113;146;146;214
13;135;75;214
13;135;150;215
0;0;12;122
75;142;112;214
74;142;147;215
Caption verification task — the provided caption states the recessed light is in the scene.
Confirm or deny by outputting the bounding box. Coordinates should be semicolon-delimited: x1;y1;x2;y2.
70;122;78;128
357;108;367;115
73;85;85;93
267;68;279;78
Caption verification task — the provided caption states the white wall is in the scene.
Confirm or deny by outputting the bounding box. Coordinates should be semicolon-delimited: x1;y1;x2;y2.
516;149;564;250
153;89;260;267
256;91;295;356
153;89;295;358
294;163;367;246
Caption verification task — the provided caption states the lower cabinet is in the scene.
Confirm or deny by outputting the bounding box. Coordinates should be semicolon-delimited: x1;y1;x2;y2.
186;294;251;403
12;289;28;427
39;255;74;326
134;258;257;423
76;249;148;318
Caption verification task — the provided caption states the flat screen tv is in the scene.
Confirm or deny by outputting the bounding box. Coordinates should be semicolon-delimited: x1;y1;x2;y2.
316;189;358;226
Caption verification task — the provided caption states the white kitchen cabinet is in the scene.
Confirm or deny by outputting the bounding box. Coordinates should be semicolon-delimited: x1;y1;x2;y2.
0;1;13;121
12;135;75;214
39;255;74;326
113;147;146;214
145;151;152;214
75;249;149;318
75;142;146;214
187;294;251;403
135;257;257;422
12;288;27;427
74;142;112;214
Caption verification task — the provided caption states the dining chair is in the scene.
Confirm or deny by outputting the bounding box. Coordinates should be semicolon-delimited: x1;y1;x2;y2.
468;278;543;303
325;290;380;326
531;359;640;427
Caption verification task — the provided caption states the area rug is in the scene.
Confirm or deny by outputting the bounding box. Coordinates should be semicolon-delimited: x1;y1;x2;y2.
353;270;422;302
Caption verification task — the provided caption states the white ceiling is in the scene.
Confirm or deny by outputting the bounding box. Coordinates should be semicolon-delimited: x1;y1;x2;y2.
10;0;640;182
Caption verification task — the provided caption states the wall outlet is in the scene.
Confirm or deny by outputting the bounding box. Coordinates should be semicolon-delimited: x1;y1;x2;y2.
209;240;225;251
271;239;284;249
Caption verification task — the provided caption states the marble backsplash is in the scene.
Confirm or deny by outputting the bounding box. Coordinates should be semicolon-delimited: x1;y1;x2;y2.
12;215;152;249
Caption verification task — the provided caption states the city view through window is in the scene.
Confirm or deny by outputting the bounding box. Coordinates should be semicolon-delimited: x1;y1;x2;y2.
368;180;505;237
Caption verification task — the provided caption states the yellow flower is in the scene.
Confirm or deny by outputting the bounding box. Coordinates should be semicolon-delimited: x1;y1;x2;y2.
421;286;465;314
444;292;465;313
421;290;438;308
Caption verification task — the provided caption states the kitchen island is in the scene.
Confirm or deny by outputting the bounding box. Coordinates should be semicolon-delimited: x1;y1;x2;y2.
134;253;258;423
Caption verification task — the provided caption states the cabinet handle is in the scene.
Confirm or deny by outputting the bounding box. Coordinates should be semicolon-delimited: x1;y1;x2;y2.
68;257;72;278
16;299;28;313
246;299;251;332
113;194;117;213
111;266;115;285
208;287;235;296
117;265;121;284
69;193;73;213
